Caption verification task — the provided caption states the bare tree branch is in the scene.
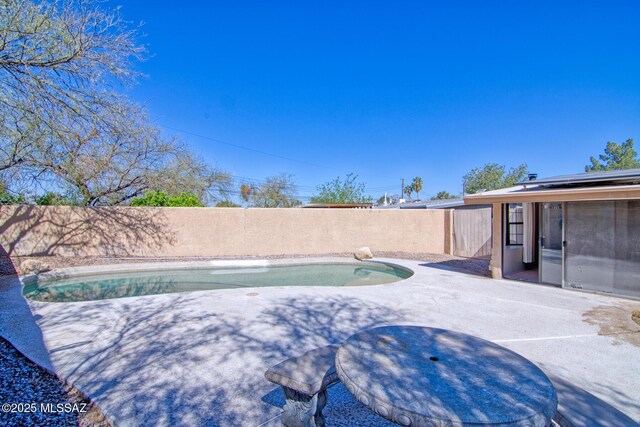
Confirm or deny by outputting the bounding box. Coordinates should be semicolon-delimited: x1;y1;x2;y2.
0;0;230;205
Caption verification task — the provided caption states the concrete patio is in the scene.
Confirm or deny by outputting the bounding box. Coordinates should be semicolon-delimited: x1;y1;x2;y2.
1;258;639;426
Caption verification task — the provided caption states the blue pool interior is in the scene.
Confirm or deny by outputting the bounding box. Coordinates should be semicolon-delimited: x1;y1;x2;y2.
23;262;413;302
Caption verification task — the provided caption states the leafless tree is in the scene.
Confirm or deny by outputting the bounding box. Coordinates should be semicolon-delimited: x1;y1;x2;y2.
0;0;144;139
251;174;300;208
0;0;229;205
11;100;230;205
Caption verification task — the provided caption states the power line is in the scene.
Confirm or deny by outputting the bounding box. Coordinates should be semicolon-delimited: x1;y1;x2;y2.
367;185;400;191
227;175;398;194
227;174;400;196
223;189;314;200
161;124;398;180
228;174;319;190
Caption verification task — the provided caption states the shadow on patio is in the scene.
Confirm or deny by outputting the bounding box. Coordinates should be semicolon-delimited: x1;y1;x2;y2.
32;292;409;426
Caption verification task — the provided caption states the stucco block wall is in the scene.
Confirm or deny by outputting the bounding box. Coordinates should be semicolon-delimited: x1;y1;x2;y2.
0;206;446;258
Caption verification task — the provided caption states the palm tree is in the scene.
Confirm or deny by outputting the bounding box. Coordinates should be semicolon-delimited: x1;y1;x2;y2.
404;184;414;201
412;177;423;201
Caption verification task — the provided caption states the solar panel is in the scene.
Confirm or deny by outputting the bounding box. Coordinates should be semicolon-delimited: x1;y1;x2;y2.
517;168;640;186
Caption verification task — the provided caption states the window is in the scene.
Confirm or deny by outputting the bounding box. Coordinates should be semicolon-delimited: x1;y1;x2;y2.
506;203;523;245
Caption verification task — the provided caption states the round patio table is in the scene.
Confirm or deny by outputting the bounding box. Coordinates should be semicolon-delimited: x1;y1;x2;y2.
335;326;558;427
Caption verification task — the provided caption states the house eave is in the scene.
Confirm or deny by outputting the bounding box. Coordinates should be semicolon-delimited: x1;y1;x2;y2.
464;184;640;204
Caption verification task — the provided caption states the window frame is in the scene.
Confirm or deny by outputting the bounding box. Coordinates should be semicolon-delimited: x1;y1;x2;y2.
506;203;524;246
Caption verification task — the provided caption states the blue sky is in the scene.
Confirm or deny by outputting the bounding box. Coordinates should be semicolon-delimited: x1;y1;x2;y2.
122;1;640;201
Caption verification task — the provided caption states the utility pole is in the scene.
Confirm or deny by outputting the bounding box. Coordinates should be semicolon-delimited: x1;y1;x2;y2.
401;178;405;199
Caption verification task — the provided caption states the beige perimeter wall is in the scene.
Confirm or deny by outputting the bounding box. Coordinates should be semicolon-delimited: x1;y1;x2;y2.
0;206;447;258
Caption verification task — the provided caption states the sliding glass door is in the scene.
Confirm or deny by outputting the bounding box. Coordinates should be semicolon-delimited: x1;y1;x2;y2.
540;203;563;286
565;201;640;298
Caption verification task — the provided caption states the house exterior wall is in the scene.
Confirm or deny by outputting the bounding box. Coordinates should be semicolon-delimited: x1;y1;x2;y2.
0;205;446;258
490;203;503;279
443;209;454;255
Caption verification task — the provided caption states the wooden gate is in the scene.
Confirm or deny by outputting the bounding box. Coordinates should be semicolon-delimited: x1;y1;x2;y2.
453;206;492;258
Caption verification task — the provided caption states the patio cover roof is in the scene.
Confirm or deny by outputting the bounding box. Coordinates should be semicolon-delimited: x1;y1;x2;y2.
464;183;640;204
465;168;640;204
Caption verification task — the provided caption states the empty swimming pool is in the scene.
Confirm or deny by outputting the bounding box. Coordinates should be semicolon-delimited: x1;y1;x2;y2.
23;262;413;302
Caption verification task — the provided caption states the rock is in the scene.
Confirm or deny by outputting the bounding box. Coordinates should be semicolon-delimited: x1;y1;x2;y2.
353;247;373;260
21;259;51;275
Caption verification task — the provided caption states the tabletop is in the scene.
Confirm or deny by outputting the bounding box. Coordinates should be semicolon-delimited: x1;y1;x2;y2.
335;326;558;427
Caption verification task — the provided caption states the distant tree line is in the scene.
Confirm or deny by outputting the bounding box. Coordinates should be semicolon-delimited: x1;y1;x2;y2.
239;174;301;208
462;164;528;195
311;174;371;204
585;139;639;172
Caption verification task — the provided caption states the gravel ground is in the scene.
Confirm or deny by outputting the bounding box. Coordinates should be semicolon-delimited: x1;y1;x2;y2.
1;253;490;277
0;337;110;427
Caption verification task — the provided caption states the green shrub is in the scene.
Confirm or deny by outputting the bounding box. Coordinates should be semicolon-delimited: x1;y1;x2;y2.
131;191;204;207
215;201;240;207
35;192;78;206
0;191;26;205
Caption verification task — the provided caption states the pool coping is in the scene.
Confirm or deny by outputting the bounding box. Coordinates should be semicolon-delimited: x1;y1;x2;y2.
20;257;414;286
